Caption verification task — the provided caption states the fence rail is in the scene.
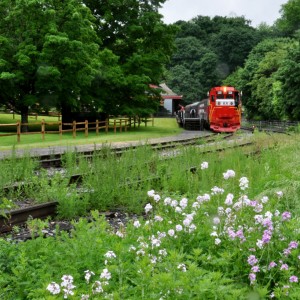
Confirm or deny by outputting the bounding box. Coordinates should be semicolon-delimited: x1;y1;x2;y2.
242;120;300;132
0;116;154;142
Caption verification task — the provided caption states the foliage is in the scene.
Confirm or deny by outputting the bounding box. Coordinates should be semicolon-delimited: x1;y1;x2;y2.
1;133;300;298
0;0;102;131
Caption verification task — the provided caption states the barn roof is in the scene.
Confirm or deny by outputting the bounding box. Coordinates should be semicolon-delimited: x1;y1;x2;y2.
150;83;183;100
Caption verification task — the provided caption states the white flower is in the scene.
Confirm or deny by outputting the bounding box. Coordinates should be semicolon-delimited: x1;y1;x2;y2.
154;215;163;222
133;220;141;228
239;177;249;190
159;249;167;256
225;193;234;205
215;238;221;245
175;224;183;232
153;194;161;202
210;231;218;237
168;229;175;237
147;190;155;197
189;224;196;232
116;230;124;238
47;282;61;295
171;200;178;207
100;268;111;280
84;270;95;284
92;281;103;293
179;198;188;209
104;251;117;259
177;263;187;272
211;186;225;195
213;217;220;225
175;206;182;213
223;169;235;179
201;161;208;169
276;191;283;198
261;196;269;203
164;197;172;205
256;239;263;249
145;203;153;214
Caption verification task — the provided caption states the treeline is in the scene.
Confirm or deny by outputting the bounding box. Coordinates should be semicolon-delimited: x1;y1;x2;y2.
0;0;177;131
166;0;300;120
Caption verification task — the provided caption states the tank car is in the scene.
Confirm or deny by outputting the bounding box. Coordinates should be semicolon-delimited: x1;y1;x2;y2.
177;86;242;133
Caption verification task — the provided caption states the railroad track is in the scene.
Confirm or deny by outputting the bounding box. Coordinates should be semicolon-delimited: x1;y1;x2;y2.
0;131;259;236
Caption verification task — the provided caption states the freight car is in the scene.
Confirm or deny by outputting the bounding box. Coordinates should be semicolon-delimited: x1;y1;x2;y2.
176;86;242;132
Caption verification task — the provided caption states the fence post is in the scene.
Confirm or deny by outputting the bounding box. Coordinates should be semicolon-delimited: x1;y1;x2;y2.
41;119;45;140
72;121;76;138
152;117;154;126
114;119;116;133
105;119;108;133
120;120;122;132
125;119;127;132
59;122;62;139
85;120;88;137
17;122;20;142
145;118;147;127
96;120;99;135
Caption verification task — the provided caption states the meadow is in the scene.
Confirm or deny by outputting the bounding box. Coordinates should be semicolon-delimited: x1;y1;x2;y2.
0;113;182;150
0;122;300;299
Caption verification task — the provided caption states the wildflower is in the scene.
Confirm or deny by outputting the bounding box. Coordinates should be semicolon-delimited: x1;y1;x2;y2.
249;273;256;284
262;230;272;244
154;215;163;222
282;211;291;221
177;263;187;272
92;281;103;294
256;239;263;249
175;206;182;213
261;196;269;203
274;209;280;216
133;220;141;228
168;229;175;237
145;203;153;214
289;241;298;249
150;236;161;248
197;193;210;203
81;295;90;300
251;266;260;273
201;161;208;169
218;206;225;216
179;198;188;209
164;197;172;205
170;200;178;207
153;194;161;202
210;231;218;237
223;169;235;179
215;238;221;245
104;251;117;259
159;249;167;257
47;282;61;295
175;224;183;232
289;276;298;283
192;202;200;209
84;270;95;284
280;263;289;271
116;230;124;238
213;217;220;225
239;177;249;190
247;255;258;266
189;224;196;232
224;193;234;205
268;261;277;269
211;186;224;195
100;268;111;281
276;191;283;198
147;190;155;197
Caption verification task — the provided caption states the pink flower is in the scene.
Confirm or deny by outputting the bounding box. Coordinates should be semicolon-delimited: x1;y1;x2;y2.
249;273;256;284
247;255;258;266
282;211;291;221
289;276;298;283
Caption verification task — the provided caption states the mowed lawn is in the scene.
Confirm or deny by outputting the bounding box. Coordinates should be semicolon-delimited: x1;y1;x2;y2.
0;113;183;150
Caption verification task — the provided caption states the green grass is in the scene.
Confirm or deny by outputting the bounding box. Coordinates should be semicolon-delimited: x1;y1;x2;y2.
0;113;183;150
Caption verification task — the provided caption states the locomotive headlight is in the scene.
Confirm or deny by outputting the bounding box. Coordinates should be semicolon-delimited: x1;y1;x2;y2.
230;101;233;105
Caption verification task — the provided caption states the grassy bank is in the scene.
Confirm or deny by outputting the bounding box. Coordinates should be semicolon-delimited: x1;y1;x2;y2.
1;132;300;298
0;115;182;150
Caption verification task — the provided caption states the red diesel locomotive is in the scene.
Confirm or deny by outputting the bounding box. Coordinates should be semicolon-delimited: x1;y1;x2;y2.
177;86;242;133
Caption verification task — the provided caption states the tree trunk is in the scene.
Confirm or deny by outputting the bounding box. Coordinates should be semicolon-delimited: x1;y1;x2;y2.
20;106;29;133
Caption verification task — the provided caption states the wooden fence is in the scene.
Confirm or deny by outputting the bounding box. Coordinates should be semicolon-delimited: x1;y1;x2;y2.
0;116;154;142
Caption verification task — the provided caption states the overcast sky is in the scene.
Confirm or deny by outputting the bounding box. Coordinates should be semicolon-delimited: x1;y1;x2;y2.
159;0;289;27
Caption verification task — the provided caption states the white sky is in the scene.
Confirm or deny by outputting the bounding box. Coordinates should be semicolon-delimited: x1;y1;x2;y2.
159;0;289;27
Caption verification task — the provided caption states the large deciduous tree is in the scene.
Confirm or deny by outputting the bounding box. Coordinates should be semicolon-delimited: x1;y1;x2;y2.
83;0;178;116
0;0;103;131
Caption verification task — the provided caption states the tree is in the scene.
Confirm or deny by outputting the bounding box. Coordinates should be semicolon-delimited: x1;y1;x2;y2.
83;0;178;116
276;0;300;36
277;42;300;120
0;0;103;131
